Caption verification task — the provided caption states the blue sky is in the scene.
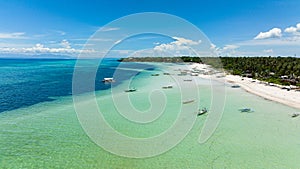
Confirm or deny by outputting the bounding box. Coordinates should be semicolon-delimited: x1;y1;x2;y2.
0;0;300;57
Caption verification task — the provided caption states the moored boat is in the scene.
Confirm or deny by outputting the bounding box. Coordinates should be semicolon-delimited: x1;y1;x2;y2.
197;108;208;116
125;88;137;92
231;85;240;88
183;99;195;104
291;113;300;118
162;85;173;89
239;108;253;113
102;77;115;83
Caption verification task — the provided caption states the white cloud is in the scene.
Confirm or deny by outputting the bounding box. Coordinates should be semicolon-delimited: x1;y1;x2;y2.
210;43;217;50
238;38;300;46
209;43;221;55
100;27;120;32
223;45;239;50
210;43;240;56
263;49;273;53
55;30;66;36
217;45;240;56
154;37;201;52
254;28;282;40
284;36;300;42
0;43;94;55
207;23;300;56
172;37;201;46
72;38;113;42
0;32;27;39
61;39;71;49
284;23;300;34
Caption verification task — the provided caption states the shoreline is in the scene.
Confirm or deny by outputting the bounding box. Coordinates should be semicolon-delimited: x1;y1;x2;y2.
224;75;300;110
189;63;300;110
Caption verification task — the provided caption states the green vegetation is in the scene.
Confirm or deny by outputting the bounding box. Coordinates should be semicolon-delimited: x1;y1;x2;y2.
219;56;300;86
119;56;300;86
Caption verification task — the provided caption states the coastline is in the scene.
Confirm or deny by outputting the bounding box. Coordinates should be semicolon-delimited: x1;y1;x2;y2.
189;63;300;110
224;75;300;110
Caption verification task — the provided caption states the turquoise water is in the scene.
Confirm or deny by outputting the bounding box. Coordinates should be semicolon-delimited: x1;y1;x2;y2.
1;62;300;168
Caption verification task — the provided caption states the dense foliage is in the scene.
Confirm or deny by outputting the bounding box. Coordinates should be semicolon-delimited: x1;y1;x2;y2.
219;57;300;86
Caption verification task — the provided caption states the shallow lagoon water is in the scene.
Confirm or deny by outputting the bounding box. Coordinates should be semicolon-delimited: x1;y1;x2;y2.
1;62;300;168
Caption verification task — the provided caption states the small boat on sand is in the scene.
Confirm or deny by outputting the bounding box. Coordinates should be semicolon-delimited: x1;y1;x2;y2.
183;79;192;82
197;108;208;116
151;73;159;76
231;85;240;88
183;99;195;104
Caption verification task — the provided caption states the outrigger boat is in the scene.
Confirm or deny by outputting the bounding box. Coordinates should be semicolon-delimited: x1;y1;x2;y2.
231;85;240;88
239;108;253;113
182;99;195;104
125;88;137;92
162;85;173;89
197;108;208;116
291;113;300;118
102;77;115;83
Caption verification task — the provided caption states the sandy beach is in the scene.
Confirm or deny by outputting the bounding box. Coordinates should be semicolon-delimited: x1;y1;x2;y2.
190;63;300;110
224;75;300;110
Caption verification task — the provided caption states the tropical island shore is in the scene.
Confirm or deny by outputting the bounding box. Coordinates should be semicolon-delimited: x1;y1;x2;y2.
190;63;300;110
224;74;300;109
120;57;300;110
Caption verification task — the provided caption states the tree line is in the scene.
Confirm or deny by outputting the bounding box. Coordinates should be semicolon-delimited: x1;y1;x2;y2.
218;56;300;86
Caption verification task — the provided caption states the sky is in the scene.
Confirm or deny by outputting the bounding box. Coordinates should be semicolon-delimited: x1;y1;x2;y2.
0;0;300;58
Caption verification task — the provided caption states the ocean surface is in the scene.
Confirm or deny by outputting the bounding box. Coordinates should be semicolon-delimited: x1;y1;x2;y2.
0;58;153;113
0;59;300;168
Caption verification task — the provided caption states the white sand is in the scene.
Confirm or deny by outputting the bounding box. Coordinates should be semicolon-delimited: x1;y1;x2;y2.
189;63;300;110
224;75;300;109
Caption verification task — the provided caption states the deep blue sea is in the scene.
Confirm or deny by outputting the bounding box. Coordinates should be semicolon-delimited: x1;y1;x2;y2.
0;58;154;113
